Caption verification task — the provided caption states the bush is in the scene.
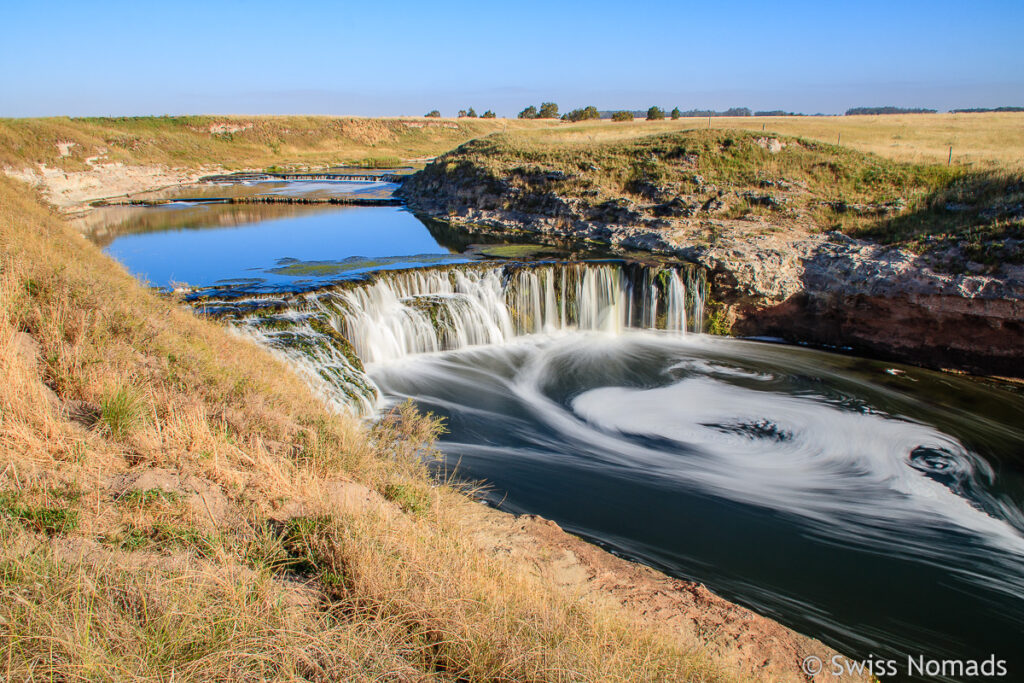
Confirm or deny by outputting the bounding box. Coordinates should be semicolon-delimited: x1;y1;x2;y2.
466;107;477;118
563;106;601;122
611;111;634;122
481;110;497;118
518;105;538;119
647;106;665;121
425;110;441;118
538;102;559;119
457;110;468;118
670;107;681;120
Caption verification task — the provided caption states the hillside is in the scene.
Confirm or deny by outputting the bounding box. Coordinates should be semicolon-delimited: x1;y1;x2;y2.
402;129;1023;268
400;130;1024;375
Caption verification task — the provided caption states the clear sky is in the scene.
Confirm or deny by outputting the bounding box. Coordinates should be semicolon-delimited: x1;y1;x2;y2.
2;0;1022;118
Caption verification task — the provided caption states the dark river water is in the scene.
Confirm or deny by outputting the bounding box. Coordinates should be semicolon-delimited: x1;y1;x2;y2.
372;334;1024;681
90;191;1024;681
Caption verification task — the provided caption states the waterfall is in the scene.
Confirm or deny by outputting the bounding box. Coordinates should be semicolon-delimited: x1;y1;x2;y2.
230;261;707;415
320;262;704;365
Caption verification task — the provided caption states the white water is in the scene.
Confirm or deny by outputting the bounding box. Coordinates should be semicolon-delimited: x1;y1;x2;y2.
318;263;705;367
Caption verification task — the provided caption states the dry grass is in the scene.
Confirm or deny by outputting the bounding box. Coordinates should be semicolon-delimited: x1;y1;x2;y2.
3;112;1020;178
0;174;731;680
0;115;548;172
506;112;1024;170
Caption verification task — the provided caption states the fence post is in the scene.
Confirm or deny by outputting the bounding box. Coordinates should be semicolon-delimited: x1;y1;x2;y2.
948;146;953;165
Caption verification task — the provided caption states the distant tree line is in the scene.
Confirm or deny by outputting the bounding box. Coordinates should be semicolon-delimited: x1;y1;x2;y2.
599;107;753;119
845;106;937;115
426;103;1020;120
950;106;1024;113
424;108;496;118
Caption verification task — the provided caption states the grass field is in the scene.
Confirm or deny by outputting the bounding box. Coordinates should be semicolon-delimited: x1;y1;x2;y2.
2;113;1021;174
507;113;1024;170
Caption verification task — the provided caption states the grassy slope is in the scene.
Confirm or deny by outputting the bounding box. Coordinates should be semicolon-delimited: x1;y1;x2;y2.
0;115;548;171
415;129;1024;266
0;175;729;680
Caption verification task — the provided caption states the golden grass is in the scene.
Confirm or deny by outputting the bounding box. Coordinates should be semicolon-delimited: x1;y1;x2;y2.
0;115;549;172
507;112;1024;170
0;175;731;681
4;113;1020;178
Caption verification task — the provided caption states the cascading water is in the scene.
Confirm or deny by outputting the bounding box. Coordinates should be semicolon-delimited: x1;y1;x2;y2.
320;262;706;367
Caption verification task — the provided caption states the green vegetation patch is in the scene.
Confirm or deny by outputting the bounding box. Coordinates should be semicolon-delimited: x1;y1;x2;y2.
0;491;79;535
269;254;463;278
117;488;180;507
476;244;558;259
383;483;432;515
106;522;220;557
99;383;149;439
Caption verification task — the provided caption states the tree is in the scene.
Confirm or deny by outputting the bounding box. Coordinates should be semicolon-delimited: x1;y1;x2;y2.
563;106;601;122
611;111;634;122
457;110;468;118
647;106;665;120
670;107;681;120
425;110;441;118
518;105;538;119
481;110;497;118
466;107;478;118
538;102;559;119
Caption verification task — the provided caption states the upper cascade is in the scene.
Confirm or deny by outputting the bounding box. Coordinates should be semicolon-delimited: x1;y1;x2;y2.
320;262;706;365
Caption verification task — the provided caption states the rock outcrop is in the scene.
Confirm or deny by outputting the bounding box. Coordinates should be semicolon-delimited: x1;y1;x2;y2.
399;142;1024;377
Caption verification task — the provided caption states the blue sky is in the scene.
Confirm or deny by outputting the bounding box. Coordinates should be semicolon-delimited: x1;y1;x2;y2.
2;0;1022;117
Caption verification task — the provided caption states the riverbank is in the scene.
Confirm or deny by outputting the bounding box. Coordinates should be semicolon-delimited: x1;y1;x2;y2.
399;129;1024;377
0;152;866;676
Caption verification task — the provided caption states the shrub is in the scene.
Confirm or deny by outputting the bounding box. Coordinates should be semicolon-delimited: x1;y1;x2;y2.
611;111;634;122
425;110;441;118
538;102;559;119
457;110;468;118
466;107;477;118
518;105;538;119
481;110;497;118
647;106;665;121
671;107;681;120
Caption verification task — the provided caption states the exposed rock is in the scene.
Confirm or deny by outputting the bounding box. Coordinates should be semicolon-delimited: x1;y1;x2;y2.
399;159;1024;377
4;162;223;211
755;136;786;154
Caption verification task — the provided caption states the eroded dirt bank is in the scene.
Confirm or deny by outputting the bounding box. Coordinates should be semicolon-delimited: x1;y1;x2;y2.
399;130;1024;377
